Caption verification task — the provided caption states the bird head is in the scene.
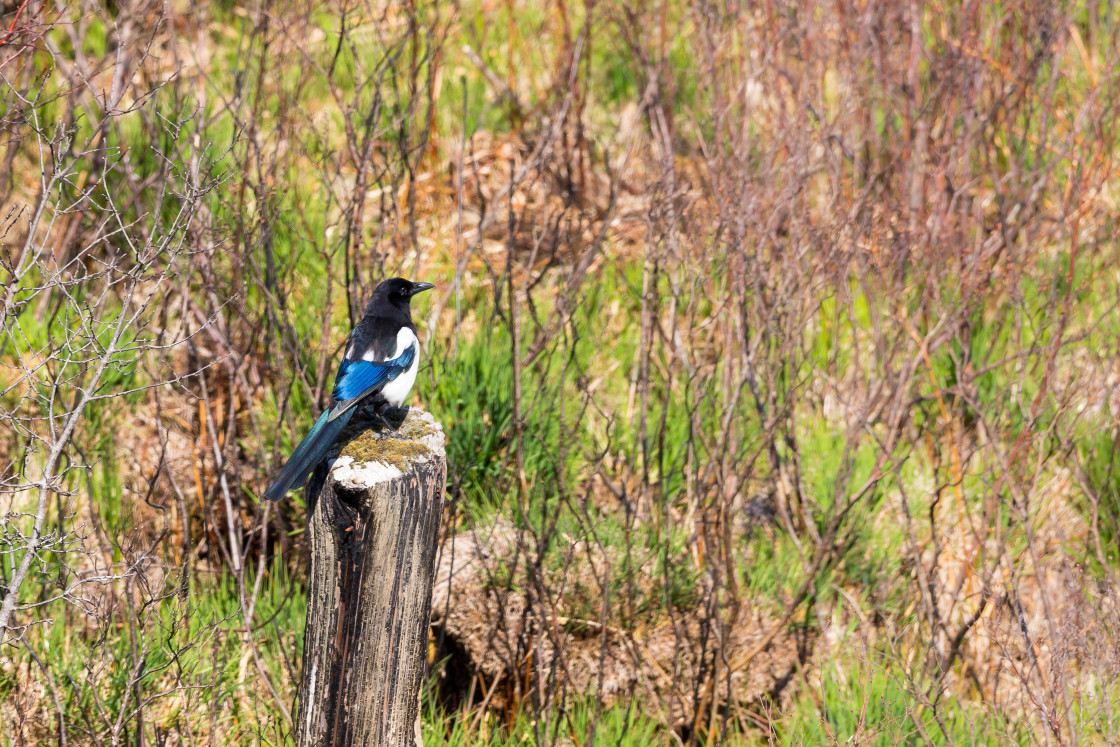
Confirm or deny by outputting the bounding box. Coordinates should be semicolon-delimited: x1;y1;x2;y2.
374;278;435;311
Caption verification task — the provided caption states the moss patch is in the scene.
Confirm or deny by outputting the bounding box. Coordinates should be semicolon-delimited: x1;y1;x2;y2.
394;412;440;441
339;431;433;472
335;409;443;473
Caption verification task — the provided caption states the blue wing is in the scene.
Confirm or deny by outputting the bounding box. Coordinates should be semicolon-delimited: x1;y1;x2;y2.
264;340;417;502
327;342;416;420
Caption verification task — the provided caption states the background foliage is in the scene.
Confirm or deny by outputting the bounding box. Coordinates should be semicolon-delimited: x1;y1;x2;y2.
2;0;1119;744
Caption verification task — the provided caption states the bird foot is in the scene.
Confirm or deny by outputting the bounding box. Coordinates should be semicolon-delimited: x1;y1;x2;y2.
373;404;409;432
351;399;410;433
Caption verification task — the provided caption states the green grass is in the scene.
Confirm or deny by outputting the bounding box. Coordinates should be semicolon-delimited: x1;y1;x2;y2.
780;656;1031;747
5;1;1120;745
423;697;669;747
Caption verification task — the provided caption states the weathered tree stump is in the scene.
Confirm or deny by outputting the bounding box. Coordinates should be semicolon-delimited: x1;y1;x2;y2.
296;408;446;747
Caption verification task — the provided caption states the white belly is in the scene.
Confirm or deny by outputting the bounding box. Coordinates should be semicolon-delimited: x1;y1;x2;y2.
380;354;418;406
376;327;419;406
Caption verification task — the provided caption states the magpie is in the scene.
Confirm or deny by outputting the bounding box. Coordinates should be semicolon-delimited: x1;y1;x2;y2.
263;277;434;502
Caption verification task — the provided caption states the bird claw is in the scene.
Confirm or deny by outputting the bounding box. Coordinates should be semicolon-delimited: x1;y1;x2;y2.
375;404;409;432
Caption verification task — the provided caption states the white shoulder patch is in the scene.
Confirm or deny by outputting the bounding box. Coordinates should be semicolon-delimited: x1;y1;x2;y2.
394;327;419;358
361;327;419;363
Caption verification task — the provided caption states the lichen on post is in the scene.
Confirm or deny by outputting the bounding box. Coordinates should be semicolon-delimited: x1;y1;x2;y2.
296;407;446;747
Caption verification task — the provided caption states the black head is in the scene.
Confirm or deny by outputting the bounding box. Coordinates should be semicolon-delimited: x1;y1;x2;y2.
371;277;435;313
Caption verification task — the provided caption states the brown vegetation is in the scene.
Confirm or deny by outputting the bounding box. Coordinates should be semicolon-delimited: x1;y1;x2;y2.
2;0;1119;744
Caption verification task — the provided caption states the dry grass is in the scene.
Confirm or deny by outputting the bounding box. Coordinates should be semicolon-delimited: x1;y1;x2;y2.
2;0;1120;744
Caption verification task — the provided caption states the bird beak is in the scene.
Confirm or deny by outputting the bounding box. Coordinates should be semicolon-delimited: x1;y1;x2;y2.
410;282;435;296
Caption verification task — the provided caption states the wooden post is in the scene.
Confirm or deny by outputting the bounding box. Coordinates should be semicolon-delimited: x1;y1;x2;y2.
296;408;446;747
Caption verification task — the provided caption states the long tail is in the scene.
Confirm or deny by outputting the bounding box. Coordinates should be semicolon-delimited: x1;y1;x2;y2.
264;408;355;502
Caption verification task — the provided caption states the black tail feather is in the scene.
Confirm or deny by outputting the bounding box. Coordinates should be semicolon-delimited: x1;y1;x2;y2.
264;408;354;502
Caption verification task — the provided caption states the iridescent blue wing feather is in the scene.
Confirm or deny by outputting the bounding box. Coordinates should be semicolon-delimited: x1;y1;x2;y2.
263;342;416;501
328;342;415;417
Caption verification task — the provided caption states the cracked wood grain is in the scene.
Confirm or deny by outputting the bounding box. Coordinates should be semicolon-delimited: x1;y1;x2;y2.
296;410;446;747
